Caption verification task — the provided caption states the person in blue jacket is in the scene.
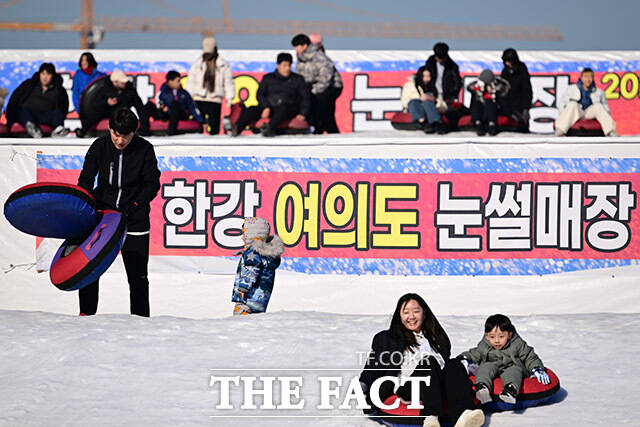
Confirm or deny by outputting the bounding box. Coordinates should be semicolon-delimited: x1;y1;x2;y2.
231;217;284;315
157;70;203;135
72;52;105;113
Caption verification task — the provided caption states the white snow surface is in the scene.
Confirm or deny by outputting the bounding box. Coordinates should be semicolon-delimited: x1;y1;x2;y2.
0;307;638;426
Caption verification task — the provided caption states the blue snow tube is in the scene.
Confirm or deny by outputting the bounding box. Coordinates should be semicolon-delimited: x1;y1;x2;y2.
4;182;97;239
50;210;127;291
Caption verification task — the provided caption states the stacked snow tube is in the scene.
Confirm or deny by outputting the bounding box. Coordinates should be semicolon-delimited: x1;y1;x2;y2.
50;210;127;291
4;182;126;291
369;367;560;426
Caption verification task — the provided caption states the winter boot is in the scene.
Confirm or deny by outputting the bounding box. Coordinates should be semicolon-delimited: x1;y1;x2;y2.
454;409;485;427
475;383;492;404
499;383;518;404
423;415;441;427
233;303;252;316
487;122;498;136
474;121;485;136
25;121;42;138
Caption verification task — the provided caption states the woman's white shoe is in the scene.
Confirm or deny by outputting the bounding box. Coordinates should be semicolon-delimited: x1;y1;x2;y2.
423;415;441;427
454;409;485;427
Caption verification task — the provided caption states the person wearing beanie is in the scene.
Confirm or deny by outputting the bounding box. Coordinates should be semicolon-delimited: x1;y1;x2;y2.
231;218;284;315
466;68;510;136
292;33;343;134
231;52;309;137
76;68;153;137
185;36;235;135
500;48;532;131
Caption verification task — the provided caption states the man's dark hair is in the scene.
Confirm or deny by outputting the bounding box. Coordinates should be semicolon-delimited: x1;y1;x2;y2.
277;52;293;64
581;67;594;75
109;108;139;135
484;314;516;334
166;70;181;82
78;52;98;69
433;42;450;59
39;62;56;75
291;33;311;47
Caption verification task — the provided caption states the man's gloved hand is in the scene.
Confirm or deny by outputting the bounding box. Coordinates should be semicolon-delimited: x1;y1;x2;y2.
531;367;550;384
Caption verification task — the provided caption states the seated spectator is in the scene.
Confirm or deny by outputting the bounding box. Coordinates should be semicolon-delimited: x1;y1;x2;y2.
232;52;309;137
156;71;203;135
77;69;151;137
0;87;8;110
6;62;69;138
501;48;532;129
425;42;463;111
185;36;234;135
292;33;342;134
554;67;617;136
466;69;510;136
400;65;446;133
72;52;105;113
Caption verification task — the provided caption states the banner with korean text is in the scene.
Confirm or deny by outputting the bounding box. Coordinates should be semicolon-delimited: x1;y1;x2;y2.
35;149;640;275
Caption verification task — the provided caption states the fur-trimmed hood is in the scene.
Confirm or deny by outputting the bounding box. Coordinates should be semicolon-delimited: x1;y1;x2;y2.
247;235;284;258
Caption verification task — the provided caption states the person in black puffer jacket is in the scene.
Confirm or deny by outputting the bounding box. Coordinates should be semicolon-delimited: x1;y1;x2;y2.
500;48;532;131
232;52;310;136
77;108;161;317
6;62;69;137
425;42;465;130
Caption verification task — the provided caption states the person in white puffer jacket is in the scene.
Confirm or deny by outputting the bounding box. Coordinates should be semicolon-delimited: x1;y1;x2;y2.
186;36;235;135
554;67;617;136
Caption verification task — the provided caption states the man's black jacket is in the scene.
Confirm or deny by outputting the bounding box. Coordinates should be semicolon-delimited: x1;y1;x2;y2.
78;135;161;232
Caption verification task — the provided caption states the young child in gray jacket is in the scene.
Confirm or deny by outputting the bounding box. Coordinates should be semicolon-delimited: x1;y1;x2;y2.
459;314;549;404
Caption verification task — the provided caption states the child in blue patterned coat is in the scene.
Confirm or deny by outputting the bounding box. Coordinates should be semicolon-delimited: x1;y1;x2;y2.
232;217;284;315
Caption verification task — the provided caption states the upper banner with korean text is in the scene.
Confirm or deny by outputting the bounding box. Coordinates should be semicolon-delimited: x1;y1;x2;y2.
2;50;640;134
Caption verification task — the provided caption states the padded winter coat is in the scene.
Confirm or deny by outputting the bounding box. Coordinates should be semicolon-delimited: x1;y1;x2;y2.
231;235;284;313
158;83;203;123
295;44;342;94
185;55;235;105
72;67;106;112
459;332;544;373
6;71;69;124
424;55;463;101
558;83;610;113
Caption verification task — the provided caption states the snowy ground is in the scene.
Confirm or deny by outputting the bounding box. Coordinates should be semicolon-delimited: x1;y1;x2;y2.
1;308;638;426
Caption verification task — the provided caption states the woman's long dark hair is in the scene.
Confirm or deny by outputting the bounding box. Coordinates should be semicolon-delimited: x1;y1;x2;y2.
389;293;451;357
202;47;219;92
78;52;98;70
414;65;438;98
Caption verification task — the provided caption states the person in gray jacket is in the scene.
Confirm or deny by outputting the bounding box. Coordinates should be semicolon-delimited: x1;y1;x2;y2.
459;314;549;405
292;33;343;134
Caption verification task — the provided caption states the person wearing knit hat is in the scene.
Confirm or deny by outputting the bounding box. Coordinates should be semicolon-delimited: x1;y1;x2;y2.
186;36;235;135
466;68;510;136
232;217;284;315
76;68;152;137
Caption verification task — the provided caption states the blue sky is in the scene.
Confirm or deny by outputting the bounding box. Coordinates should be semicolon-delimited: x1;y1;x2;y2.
0;0;637;50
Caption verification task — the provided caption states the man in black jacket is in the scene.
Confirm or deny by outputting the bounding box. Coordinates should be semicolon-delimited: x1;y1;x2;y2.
6;63;69;138
424;43;464;130
77;69;152;137
77;108;161;317
232;52;310;136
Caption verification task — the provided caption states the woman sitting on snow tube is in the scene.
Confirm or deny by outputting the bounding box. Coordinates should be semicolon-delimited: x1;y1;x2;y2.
360;293;484;427
400;66;447;134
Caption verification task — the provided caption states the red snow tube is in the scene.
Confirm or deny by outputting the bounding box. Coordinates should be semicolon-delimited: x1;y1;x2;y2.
90;117;202;136
252;116;309;134
0;122;8;137
372;367;560;426
390;112;451;131
565;118;605;136
50;210;127;291
9;122;53;137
